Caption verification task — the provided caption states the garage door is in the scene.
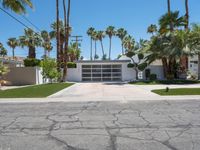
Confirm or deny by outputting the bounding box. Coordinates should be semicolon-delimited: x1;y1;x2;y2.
82;65;122;82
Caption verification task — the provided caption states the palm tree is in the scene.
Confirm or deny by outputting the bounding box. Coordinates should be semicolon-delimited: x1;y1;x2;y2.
185;0;189;30
1;0;33;14
116;28;127;55
19;28;42;58
106;26;116;60
91;31;98;60
147;24;157;35
41;30;52;58
96;31;105;57
0;47;7;57
7;38;18;59
56;0;60;71
167;0;173;31
62;0;71;81
159;11;186;34
87;27;95;60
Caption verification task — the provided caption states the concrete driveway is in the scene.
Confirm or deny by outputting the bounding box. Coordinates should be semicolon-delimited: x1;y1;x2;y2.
50;83;159;100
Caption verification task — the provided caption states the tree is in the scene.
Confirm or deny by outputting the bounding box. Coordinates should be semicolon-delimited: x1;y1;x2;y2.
167;0;173;31
0;61;9;87
41;30;53;58
0;47;7;57
19;28;42;58
147;24;157;35
62;0;71;81
68;42;81;62
41;58;61;83
92;31;98;60
7;37;18;59
116;28;127;55
106;26;116;60
87;27;95;60
123;35;147;80
56;0;60;72
1;0;33;14
159;11;186;34
96;31;105;57
185;0;189;30
144;31;190;79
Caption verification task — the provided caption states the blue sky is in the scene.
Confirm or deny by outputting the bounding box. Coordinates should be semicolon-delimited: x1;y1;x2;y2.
0;0;200;59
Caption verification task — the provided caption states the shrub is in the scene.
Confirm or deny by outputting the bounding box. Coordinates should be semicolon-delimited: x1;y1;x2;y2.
150;74;157;80
127;63;135;68
145;69;151;80
67;62;77;68
41;58;61;82
138;53;144;60
24;58;41;67
138;63;147;71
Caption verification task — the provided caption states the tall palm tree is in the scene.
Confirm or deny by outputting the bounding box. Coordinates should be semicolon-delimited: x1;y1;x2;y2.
87;27;95;60
1;0;33;14
41;30;53;57
116;28;127;55
92;31;98;60
106;26;116;60
7;38;18;59
159;11;185;34
96;31;105;57
56;0;60;71
62;0;71;81
19;28;42;58
185;0;189;30
167;0;173;31
147;24;157;35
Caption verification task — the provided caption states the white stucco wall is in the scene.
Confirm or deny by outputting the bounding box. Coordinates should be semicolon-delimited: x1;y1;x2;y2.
4;67;43;85
67;64;82;82
66;61;136;82
121;63;136;81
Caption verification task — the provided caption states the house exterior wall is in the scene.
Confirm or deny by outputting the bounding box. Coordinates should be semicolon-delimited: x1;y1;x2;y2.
66;61;135;82
188;55;199;78
4;67;43;85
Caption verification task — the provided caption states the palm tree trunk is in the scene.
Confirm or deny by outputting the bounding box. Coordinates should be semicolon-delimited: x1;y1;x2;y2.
100;40;104;56
12;48;15;59
167;0;173;31
94;40;97;60
62;0;71;81
109;37;111;60
185;0;189;30
90;37;93;60
29;46;36;58
121;43;124;55
56;0;60;71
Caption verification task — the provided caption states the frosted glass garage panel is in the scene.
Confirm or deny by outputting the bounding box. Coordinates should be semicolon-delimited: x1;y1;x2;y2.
82;64;122;82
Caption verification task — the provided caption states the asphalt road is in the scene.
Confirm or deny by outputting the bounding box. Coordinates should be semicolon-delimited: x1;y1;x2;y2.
0;100;200;150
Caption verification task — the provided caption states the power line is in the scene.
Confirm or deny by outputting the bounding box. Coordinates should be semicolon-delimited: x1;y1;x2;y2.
0;7;31;29
0;7;57;48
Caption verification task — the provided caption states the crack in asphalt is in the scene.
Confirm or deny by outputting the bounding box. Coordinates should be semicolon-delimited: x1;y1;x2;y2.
0;101;199;150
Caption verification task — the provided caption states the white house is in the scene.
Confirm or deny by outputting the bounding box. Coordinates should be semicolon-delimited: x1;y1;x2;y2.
66;56;164;82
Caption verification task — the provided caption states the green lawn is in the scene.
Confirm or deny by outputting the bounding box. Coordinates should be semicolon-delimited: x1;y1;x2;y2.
152;88;200;96
0;83;74;98
129;80;200;85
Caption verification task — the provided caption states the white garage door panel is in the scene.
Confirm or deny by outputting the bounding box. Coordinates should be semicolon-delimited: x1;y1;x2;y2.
82;65;122;81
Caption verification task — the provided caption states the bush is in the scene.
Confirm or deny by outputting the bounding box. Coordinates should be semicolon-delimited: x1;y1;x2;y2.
145;69;151;80
138;53;144;60
67;62;77;68
138;63;147;71
127;63;135;68
150;74;157;80
24;58;41;67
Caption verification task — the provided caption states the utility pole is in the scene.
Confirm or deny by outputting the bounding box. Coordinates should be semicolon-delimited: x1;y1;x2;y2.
70;35;83;50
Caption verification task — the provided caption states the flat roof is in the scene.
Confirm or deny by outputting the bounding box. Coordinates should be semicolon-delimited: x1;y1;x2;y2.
76;60;131;63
